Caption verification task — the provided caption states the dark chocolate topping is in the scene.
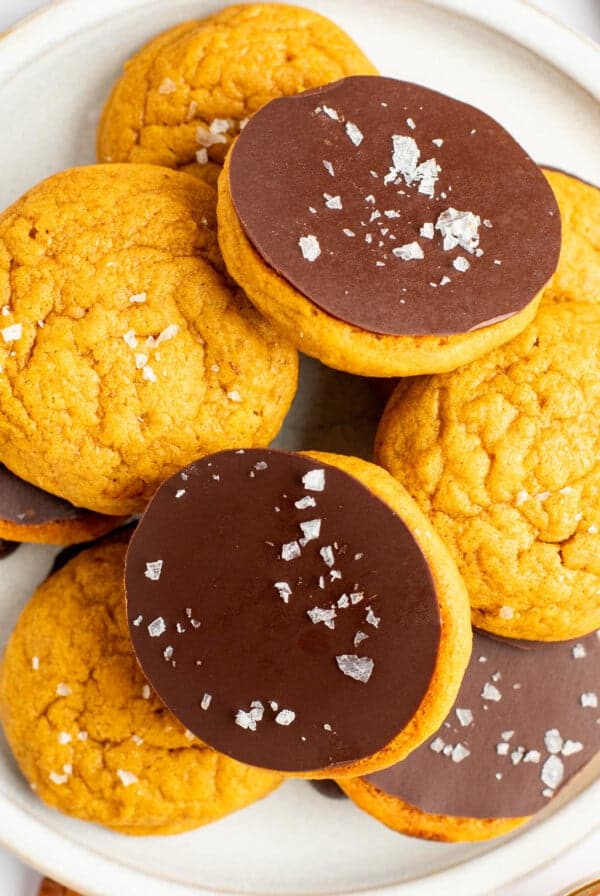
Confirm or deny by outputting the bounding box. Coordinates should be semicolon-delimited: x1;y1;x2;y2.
126;449;441;772
0;464;88;526
230;76;560;337
310;780;347;799
364;630;600;818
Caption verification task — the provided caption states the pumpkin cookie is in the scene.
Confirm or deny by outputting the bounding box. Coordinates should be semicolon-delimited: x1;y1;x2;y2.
0;532;281;835
0;164;297;516
218;76;560;376
541;168;599;306
97;3;377;187
125;449;471;778
0;464;123;545
376;301;600;641
340;629;600;841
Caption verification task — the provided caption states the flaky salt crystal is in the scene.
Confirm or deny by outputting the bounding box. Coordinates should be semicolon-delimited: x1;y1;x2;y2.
541;755;564;790
275;709;296;725
336;654;374;683
147;617;166;637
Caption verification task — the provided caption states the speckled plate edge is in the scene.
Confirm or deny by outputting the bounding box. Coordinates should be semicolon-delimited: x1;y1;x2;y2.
0;0;598;894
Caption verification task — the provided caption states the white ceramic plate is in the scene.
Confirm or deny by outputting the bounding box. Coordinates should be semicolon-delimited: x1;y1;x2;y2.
0;1;599;894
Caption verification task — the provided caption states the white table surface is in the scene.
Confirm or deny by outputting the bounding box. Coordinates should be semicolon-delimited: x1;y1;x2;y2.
0;0;599;893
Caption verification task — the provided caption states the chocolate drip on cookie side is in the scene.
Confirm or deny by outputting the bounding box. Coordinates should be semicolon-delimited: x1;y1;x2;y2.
230;76;560;337
364;630;600;818
0;464;86;525
125;449;441;772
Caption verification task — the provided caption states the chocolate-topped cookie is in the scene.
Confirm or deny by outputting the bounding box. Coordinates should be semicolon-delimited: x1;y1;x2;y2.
341;630;600;841
125;449;471;777
0;464;124;546
218;76;560;376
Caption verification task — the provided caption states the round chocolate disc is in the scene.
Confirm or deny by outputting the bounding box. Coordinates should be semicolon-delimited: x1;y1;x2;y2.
230;76;560;336
0;464;88;526
363;630;600;818
126;449;441;773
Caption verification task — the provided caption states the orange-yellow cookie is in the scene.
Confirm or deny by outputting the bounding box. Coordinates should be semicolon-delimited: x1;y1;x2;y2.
541;168;599;306
97;3;377;187
0;164;297;516
39;881;81;896
340;629;600;841
376;301;600;641
218;76;560;376
125;449;471;778
0;532;282;835
0;464;124;545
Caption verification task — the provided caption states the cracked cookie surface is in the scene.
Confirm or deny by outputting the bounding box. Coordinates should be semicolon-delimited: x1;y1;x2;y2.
376;302;600;641
0;163;297;515
97;3;377;186
0;533;282;835
542;168;599;307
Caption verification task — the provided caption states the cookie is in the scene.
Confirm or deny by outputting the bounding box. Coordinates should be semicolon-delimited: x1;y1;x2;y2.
0;164;297;516
340;629;600;841
218;76;560;376
125;448;471;778
0;464;123;545
97;3;377;186
0;532;281;835
39;881;80;896
376;301;600;641
542;168;599;306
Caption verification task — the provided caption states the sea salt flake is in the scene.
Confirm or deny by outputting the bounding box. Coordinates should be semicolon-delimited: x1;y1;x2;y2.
384;135;420;185
393;241;424;261
324;193;343;210
129;292;147;304
235;701;264;731
354;631;368;646
275;709;296;725
201;693;212;710
58;732;72;745
524;750;541;763
336;654;374;683
436;207;481;253
496;773;503;780
453;255;470;272
350;591;364;605
49;771;68;785
56;683;71;697
2;323;22;342
147;324;179;348
499;606;514;619
501;730;514;741
196;125;227;147
456;708;473;727
321;105;339;120
354;553;364;561
384;210;401;218
135;353;148;369
176;623;185;634
148;617;166;638
142;364;157;382
145;560;163;581
142;684;151;699
482;682;502;702
415;157;440;197
562;740;583;756
163;645;174;661
432;138;444;147
496;742;509;755
544;728;563;754
123;330;137;349
274;581;292;603
227;390;242;402
195;148;209;165
345;121;363;145
282;541;301;562
430;737;445;753
330;569;342;581
572;644;587;659
307;606;337;629
323;160;335;176
303;469;325;492
323;723;332;731
440;276;451;286
31;656;39;671
117;769;138;787
365;606;380;628
299;518;322;545
406;117;416;129
295;495;316;509
78;732;88;742
337;594;350;609
175;489;186;498
210;118;234;135
511;747;525;765
541;754;564;789
581;692;598;708
420;222;434;239
158;77;177;94
452;743;470;763
443;744;453;756
320;546;335;568
343;228;355;237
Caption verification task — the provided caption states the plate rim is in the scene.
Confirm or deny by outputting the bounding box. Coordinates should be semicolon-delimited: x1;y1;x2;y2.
0;0;598;894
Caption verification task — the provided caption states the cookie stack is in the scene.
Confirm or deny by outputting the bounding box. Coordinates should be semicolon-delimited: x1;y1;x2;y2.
0;2;598;847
